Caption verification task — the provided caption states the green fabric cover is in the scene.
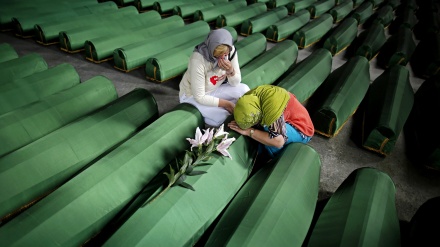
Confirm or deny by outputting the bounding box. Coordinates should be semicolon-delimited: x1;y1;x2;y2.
350;1;373;24
306;167;401;247
307;0;336;18
216;2;267;28
328;0;353;23
372;5;394;27
59;10;162;52
240;6;288;36
193;0;247;22
0;103;203;246
145;26;239;82
241;40;298;89
205;143;321;247
355;22;386;60
386;0;400;9
12;2;118;38
285;0;317;14
266;9;310;42
235;32;267;68
114;0;135;7
84;15;184;62
292;13;333;48
172;1;221;19
0;53;48;84
0;0;98;31
408;196;440;246
395;8;417;30
370;0;385;8
153;0;201;15
0;43;18;63
323;17;358;56
0;75;117;158
102;127;258;247
0;88;158;222
0;63;80;116
134;0;156;11
362;65;414;156
35;6;139;44
352;0;366;8
404;75;440;171
113;20;210;72
410;32;440;79
310;55;370;137
379;26;416;68
276;48;332;103
266;0;294;9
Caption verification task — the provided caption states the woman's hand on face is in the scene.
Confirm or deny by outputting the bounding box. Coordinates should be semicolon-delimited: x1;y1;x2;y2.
218;57;233;73
228;120;248;136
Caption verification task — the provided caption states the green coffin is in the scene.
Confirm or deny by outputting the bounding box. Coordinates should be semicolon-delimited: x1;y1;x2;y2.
0;103;203;246
101;128;258;247
215;2;267;28
0;0;99;31
0;75;117;158
266;9;310;42
307;0;336;18
328;0;353;23
134;0;156;11
276;48;332;103
193;0;247;23
370;0;385;8
113;20;210;72
0;43;18;63
35;6;139;45
407;196;440;246
404;76;440;171
84;15;185;63
285;0;317;14
173;1;216;19
0;53;48;84
145;26;238;82
240;6;288;36
266;0;292;9
352;0;366;8
372;5;394;27
395;8;417;30
12;2;118;38
323;17;358;56
0;63;80;116
0;88;159;222
235;32;267;67
378;26;416;68
350;1;373;25
410;32;440;79
306;167;401;247
292;13;333;49
310;55;370;137
362;65;414;156
355;22;386;60
205;143;321;247
153;0;204;15
241;40;298;89
59;10;162;52
386;0;401;9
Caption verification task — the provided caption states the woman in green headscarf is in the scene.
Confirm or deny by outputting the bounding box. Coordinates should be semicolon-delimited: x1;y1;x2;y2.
228;85;314;157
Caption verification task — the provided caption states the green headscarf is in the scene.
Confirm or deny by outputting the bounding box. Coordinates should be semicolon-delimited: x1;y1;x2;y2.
234;85;290;129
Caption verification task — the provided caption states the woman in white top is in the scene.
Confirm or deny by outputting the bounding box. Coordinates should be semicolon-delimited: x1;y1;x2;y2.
179;28;250;127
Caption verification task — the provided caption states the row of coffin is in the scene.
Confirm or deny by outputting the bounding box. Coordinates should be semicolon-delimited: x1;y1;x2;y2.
2;0;437;82
0;41;438;246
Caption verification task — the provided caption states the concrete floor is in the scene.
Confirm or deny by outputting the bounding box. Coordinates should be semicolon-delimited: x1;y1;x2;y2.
1;23;439;224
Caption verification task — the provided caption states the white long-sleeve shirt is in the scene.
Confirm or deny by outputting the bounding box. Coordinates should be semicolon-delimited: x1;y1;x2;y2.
179;46;241;107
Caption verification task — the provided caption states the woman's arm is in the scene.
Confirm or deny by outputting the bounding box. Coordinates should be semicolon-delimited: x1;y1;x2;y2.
228;120;285;148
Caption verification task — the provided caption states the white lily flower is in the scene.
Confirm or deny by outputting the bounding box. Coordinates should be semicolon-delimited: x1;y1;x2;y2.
216;137;236;159
213;124;228;139
186;127;208;150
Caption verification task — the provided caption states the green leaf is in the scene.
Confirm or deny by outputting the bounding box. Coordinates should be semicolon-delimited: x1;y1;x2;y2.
163;164;175;184
179;181;195;191
188;170;207;176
